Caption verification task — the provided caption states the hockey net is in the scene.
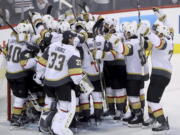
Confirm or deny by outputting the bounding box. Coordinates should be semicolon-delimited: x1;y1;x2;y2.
0;44;11;121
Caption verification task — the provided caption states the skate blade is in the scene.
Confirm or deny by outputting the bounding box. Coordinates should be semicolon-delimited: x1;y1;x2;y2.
142;125;153;129
103;115;113;120
122;121;128;126
95;121;102;126
152;130;170;135
9;125;25;130
128;123;142;128
39;127;50;134
71;127;78;134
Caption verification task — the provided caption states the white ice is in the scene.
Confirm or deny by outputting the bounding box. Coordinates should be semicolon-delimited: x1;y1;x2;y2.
0;54;180;135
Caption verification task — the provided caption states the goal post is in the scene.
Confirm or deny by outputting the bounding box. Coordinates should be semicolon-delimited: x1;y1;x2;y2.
0;44;12;121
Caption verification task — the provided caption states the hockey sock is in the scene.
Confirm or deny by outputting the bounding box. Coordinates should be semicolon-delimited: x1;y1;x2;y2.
12;96;26;115
115;88;127;112
140;88;145;110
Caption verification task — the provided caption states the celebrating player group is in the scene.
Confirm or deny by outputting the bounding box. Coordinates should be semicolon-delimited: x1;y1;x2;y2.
0;6;174;135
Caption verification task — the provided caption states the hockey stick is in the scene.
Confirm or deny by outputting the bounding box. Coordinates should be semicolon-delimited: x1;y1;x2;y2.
92;20;108;112
60;0;78;22
137;0;146;66
61;0;107;111
0;14;17;34
60;0;99;72
28;91;42;112
77;2;88;13
28;11;36;35
0;45;3;53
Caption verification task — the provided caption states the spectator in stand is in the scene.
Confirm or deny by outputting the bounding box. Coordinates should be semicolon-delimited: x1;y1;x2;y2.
0;8;10;27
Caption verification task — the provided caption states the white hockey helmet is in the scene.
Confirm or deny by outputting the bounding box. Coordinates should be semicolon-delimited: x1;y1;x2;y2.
120;21;130;33
156;24;170;37
137;20;151;36
46;20;59;31
104;17;117;27
152;20;163;31
15;23;30;33
42;14;54;26
31;13;42;26
124;21;137;36
59;21;71;32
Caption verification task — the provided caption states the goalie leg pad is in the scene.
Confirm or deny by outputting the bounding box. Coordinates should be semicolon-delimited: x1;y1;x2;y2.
51;90;76;135
147;75;170;103
39;110;57;133
39;102;57;134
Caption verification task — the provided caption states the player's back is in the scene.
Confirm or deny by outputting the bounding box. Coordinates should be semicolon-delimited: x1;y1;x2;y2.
44;42;80;86
6;36;28;79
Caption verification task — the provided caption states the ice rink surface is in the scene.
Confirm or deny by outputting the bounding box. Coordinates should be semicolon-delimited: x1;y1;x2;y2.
0;54;180;135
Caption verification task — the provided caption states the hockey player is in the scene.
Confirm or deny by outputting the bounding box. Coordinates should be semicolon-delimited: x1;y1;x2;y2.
71;20;105;124
35;30;94;135
122;21;145;127
138;15;173;132
5;22;32;126
102;18;128;120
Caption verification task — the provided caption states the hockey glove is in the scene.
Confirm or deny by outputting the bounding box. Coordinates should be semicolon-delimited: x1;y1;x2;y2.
33;74;44;86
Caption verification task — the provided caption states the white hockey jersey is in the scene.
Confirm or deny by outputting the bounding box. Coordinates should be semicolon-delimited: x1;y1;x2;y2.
6;34;30;79
147;32;173;79
151;35;173;79
50;32;62;44
82;35;105;81
104;33;125;66
38;42;83;86
125;37;144;80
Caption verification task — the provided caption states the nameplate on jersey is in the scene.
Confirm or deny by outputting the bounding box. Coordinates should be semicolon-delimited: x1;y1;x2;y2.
55;47;65;53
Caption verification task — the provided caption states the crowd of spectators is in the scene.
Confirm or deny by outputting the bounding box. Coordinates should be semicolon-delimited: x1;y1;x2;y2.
0;0;179;27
